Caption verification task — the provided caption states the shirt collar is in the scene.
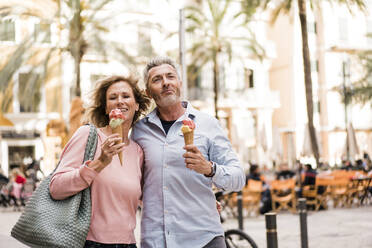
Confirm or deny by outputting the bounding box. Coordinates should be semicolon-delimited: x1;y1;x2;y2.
146;101;196;123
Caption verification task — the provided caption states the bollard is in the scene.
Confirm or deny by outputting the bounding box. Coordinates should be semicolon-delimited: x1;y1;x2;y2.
298;198;308;248
265;212;278;248
237;191;244;230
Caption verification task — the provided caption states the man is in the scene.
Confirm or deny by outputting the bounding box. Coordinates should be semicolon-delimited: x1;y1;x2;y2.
131;57;245;248
302;164;316;186
276;163;295;180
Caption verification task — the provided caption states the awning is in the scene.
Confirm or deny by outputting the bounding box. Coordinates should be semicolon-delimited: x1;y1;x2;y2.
0;113;14;126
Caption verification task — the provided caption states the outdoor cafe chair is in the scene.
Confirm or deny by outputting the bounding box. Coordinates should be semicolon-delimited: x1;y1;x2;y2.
329;178;350;208
270;178;296;213
302;185;320;210
242;180;263;217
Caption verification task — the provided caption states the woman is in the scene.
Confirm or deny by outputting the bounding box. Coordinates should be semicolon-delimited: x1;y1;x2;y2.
10;168;27;207
50;75;150;248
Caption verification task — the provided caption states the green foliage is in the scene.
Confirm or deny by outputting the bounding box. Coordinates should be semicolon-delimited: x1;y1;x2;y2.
258;0;365;24
185;0;265;89
185;0;265;119
350;51;372;106
0;0;156;111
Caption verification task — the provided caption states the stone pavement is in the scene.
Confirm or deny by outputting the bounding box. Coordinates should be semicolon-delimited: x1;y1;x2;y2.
222;205;372;248
1;205;372;247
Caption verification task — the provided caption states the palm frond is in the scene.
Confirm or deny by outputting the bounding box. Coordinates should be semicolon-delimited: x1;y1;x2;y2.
269;0;293;24
0;38;32;92
86;0;112;22
1;82;13;112
330;0;366;13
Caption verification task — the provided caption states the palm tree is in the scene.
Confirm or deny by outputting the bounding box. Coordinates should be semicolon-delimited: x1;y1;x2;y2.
350;50;372;106
0;4;56;112
185;0;265;119
0;0;141;111
248;0;366;167
60;0;139;97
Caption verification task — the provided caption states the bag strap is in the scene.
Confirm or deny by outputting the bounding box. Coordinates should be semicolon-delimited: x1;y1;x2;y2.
53;124;98;173
83;124;98;162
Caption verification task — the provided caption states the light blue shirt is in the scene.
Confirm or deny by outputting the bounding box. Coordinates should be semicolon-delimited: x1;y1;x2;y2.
131;102;245;248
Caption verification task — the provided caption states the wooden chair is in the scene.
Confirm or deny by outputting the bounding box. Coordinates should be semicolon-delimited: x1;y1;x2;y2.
242;180;263;216
315;177;333;210
302;185;319;210
270;179;296;213
220;192;239;219
329;178;350;208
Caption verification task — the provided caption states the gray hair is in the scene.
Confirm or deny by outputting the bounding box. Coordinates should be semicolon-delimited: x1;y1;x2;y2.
143;56;181;88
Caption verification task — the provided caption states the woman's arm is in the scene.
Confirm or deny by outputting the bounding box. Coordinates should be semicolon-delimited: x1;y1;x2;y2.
49;126;98;200
50;126;126;200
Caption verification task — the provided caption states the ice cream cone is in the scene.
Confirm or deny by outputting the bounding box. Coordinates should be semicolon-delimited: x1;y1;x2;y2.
112;125;124;166
183;130;194;145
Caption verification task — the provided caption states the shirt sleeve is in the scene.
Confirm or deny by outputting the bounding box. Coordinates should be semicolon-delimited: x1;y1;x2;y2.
208;118;245;192
138;143;144;202
49;125;99;200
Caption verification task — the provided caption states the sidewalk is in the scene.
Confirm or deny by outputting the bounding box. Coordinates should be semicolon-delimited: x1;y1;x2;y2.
1;205;372;247
0;210;27;248
223;205;372;248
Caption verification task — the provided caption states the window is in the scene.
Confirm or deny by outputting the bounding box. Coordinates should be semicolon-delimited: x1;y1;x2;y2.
367;20;372;45
314;100;321;114
187;65;202;88
34;22;51;43
338;18;348;42
138;29;152;57
311;60;319;72
341;60;351;80
307;21;317;34
244;68;254;88
219;64;226;92
18;72;42;112
0;19;15;42
91;74;109;85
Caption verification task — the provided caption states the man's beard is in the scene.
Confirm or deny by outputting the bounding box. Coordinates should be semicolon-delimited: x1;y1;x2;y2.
150;88;181;107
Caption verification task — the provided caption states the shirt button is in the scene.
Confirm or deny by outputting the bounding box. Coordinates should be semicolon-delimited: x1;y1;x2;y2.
164;142;168;146
165;210;168;214
164;186;168;190
164;164;168;168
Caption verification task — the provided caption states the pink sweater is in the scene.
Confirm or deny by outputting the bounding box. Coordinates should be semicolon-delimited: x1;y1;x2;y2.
50;125;143;244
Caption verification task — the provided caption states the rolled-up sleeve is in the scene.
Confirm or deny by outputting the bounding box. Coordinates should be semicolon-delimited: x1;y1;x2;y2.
49;126;99;200
209;119;245;191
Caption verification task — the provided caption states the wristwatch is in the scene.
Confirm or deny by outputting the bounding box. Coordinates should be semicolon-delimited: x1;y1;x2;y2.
205;162;216;177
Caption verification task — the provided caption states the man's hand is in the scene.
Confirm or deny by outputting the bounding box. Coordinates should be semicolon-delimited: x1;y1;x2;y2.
183;145;213;176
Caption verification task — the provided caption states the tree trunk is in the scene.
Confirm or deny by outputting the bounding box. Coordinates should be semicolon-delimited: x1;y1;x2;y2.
74;51;81;97
70;0;82;97
213;52;220;120
297;0;320;167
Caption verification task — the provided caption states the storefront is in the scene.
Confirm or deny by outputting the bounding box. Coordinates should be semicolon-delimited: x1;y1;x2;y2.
0;113;62;177
0;130;44;177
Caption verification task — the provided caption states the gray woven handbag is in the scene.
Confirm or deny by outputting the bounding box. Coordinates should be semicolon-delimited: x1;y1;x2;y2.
11;124;98;248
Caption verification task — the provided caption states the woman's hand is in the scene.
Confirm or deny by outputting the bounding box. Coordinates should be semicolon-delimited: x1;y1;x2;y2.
88;134;125;173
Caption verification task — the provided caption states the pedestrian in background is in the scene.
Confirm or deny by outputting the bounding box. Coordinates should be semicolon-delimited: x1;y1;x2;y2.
276;163;295;180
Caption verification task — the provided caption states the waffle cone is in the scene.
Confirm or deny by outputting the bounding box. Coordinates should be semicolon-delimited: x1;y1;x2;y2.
183;130;194;145
112;125;123;166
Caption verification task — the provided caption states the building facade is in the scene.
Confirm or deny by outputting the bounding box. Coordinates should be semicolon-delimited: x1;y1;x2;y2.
267;1;372;166
0;0;64;176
